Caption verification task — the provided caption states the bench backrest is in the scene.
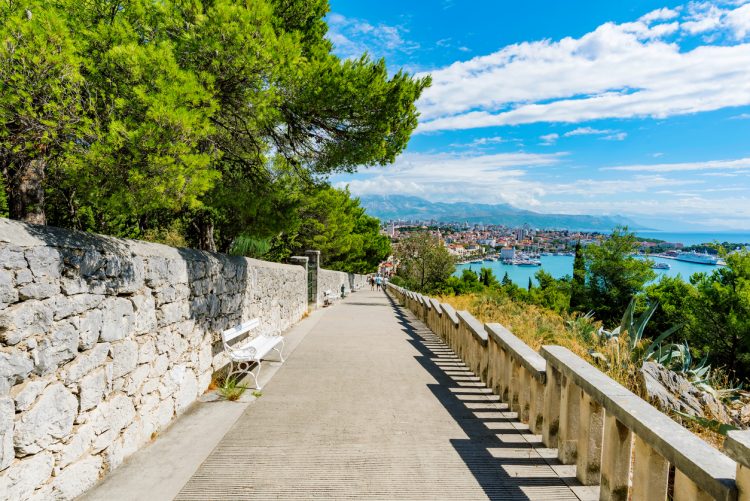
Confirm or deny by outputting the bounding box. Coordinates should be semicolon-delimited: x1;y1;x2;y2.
221;318;260;349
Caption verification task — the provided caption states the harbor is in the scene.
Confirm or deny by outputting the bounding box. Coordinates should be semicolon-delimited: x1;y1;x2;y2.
455;252;724;286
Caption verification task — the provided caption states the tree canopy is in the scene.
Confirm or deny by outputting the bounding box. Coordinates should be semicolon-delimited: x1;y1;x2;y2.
0;0;428;273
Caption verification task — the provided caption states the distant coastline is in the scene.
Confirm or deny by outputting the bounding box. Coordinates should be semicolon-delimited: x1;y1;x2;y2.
634;231;750;246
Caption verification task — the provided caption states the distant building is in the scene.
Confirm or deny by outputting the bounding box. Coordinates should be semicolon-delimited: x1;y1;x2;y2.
500;247;515;260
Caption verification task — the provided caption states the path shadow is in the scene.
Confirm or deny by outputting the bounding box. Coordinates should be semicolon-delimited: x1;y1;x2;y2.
384;292;579;501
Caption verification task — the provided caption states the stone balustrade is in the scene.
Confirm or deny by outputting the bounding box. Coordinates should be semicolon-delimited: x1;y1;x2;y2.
387;283;740;501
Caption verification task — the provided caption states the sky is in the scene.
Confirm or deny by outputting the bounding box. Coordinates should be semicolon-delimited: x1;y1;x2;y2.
327;0;750;230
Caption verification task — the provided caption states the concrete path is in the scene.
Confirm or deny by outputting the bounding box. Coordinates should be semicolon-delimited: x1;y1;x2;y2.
176;291;592;501
80;305;331;501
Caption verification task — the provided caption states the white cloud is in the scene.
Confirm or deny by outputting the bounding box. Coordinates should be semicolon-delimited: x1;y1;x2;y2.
564;127;614;136
602;132;628;141
640;7;681;23
414;3;750;133
540;133;559;145
326;13;419;60
335;151;565;207
604;156;750;172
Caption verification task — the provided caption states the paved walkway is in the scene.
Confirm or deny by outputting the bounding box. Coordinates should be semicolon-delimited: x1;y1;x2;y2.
176;290;591;501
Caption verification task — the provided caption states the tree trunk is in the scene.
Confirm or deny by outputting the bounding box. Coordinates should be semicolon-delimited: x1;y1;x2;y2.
8;157;46;225
193;215;217;253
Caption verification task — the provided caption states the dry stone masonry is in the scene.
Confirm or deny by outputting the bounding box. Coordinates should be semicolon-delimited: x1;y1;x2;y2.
0;219;343;500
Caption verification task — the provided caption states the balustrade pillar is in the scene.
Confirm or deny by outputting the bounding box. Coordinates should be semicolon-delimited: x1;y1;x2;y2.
542;366;561;448
600;415;632;501
529;377;544;434
557;375;580;464
631;435;669;501
576;391;604;485
673;469;713;501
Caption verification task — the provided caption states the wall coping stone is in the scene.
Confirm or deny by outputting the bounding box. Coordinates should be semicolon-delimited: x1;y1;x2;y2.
456;310;487;345
485;323;545;382
429;298;442;316
440;303;459;326
725;430;750;470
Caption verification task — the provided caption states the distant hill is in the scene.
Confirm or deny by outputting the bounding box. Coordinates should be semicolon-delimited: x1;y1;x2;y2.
358;195;644;231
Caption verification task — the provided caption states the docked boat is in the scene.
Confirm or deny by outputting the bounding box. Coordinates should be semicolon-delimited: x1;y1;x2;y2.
674;251;719;265
651;262;671;270
515;259;542;266
470;259;483;264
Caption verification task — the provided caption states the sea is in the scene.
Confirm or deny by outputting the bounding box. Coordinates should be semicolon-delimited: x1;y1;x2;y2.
454;229;750;286
454;255;722;286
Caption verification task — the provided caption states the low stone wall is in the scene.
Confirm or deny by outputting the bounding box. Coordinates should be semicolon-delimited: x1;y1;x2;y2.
317;269;367;305
0;219;307;500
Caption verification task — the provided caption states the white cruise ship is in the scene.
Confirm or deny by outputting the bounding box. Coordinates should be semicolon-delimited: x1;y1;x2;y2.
675;251;719;265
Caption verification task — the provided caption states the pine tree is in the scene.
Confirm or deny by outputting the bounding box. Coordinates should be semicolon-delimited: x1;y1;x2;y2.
570;240;586;312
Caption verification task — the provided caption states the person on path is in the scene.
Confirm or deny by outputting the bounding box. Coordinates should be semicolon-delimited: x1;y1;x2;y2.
375;275;382;291
369;276;375;290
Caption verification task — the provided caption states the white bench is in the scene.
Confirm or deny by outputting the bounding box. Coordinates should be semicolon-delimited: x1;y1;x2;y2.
221;318;285;390
323;289;340;306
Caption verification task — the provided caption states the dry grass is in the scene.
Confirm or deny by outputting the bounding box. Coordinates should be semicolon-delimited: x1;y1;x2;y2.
439;292;726;448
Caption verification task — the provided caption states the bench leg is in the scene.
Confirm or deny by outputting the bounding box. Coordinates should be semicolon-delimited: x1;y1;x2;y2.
273;339;286;363
246;361;263;390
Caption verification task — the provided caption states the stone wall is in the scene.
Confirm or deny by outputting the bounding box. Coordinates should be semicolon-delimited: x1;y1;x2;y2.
0;219;307;500
317;269;368;304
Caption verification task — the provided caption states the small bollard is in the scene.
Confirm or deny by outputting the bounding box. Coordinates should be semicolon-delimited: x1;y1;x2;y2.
341;284;346;298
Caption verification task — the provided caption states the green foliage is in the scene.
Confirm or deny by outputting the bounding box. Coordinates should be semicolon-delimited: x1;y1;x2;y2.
688;250;750;378
583;227;656;324
1;0;425;270
395;232;455;293
230;235;272;259
570;240;586;311
479;267;499;288
218;376;248;401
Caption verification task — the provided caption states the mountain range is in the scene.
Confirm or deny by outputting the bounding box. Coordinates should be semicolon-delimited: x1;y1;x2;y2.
358;195;644;231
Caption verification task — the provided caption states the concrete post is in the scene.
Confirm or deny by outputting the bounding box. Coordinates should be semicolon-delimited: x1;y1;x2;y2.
542;366;561;448
529;378;545;434
305;250;320;308
600;414;633;501
631;435;669;501
724;430;750;501
673;469;713;501
557;375;580;464
518;366;530;423
576;391;604;485
510;360;521;416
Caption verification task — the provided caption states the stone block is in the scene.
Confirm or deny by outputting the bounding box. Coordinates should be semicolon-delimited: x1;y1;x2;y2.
62;342;110;385
0;300;53;345
144;257;169;287
111;339;138;379
0;349;34;386
174;368;198;414
14;383;78;455
18;281;59;301
52;454;103;500
51;294;105;321
0;451;54;500
99;297;134;342
0;246;28;270
157;301;187;327
79;368;108;412
0;397;13;471
10;378;49;412
124;364;149;396
56;423;94;470
137;337;156;364
78;309;104;350
131;293;156;335
33;321;79;375
25;247;61;281
0;269;18;305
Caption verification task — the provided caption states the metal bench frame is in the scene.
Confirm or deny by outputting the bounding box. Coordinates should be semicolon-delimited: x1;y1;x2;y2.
221;318;285;390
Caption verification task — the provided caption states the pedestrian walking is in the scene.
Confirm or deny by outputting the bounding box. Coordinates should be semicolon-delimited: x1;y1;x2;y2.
375;275;382;291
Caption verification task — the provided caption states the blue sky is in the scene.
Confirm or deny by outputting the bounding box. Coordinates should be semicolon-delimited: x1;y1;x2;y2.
327;0;750;230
